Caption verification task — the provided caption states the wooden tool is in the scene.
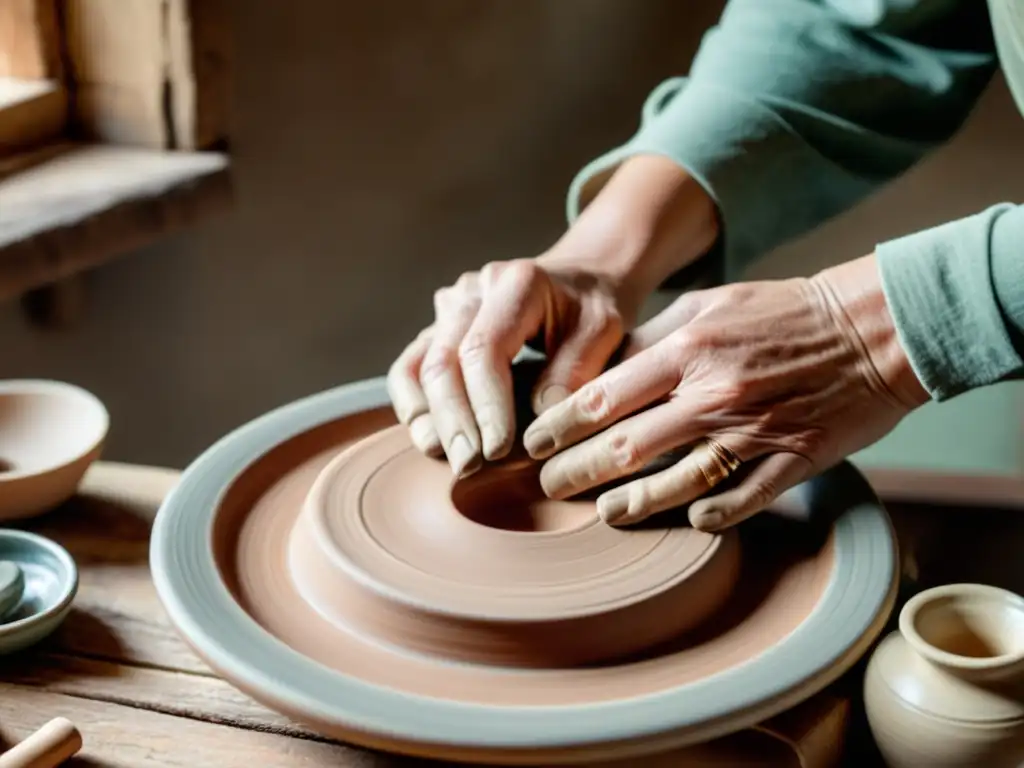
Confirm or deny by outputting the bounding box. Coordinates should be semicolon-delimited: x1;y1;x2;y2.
0;718;82;768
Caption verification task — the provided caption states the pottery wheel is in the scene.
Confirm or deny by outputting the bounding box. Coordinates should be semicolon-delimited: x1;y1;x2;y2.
151;378;898;765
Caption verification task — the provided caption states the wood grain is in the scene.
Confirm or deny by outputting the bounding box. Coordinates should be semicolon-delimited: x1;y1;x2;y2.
0;654;328;739
167;0;231;149
0;78;67;158
0;461;860;766
0;143;230;300
65;0;167;148
65;0;230;150
0;684;413;767
3;654;859;767
0;0;64;80
0;462;427;765
25;462;206;673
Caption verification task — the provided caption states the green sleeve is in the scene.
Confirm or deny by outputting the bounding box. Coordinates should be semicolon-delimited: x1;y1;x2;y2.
565;0;1024;400
566;0;996;280
878;205;1024;399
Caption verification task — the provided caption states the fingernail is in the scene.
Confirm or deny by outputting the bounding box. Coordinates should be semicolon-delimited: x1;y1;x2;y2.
482;437;511;462
478;410;511;462
535;384;570;414
410;415;442;455
598;488;630;526
524;428;555;459
448;433;481;477
691;509;723;531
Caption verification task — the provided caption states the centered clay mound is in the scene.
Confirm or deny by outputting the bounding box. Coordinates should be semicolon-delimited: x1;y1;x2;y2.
155;380;898;764
287;425;742;669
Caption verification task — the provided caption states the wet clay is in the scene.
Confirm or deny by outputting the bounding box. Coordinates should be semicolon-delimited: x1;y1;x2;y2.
288;426;741;667
214;409;836;707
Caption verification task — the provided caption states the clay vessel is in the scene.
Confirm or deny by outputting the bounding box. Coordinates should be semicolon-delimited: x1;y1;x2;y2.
0;380;109;521
287;426;742;668
151;377;900;764
864;583;1024;767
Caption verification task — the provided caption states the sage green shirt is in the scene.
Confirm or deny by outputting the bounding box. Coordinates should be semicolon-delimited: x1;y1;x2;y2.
567;0;1024;402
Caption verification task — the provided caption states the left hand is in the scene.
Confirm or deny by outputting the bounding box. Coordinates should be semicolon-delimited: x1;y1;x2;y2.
522;254;930;532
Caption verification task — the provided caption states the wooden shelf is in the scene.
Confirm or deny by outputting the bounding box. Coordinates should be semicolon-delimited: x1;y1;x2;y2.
0;142;230;301
0;76;66;156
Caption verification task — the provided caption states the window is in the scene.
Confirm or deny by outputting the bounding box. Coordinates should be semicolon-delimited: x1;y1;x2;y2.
0;0;231;327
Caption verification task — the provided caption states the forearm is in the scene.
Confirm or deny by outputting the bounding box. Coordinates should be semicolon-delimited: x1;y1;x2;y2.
813;253;930;409
566;0;996;282
539;155;719;322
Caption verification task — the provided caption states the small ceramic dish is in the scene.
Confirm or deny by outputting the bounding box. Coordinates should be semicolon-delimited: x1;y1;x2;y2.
0;529;77;654
0;379;109;521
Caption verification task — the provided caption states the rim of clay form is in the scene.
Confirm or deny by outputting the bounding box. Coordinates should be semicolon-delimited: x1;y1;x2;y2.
0;529;78;649
298;433;730;622
151;377;898;763
287;424;743;668
0;379;109;481
899;583;1024;673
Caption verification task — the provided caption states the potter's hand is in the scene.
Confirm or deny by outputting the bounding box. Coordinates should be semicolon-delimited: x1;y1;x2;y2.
388;155;720;477
387;259;631;476
523;254;931;531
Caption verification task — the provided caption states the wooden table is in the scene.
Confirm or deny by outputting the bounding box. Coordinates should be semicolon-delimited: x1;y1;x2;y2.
0;461;1020;766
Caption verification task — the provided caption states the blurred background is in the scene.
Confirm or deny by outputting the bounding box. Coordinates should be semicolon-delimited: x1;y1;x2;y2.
1;0;1022;471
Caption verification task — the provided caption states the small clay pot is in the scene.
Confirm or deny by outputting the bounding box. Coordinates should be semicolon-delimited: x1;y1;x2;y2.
0;380;109;521
864;583;1024;768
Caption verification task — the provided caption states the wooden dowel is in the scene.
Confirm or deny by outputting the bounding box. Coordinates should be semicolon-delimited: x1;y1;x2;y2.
0;718;82;768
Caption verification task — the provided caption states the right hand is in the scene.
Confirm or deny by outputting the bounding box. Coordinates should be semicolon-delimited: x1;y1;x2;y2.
387;258;634;477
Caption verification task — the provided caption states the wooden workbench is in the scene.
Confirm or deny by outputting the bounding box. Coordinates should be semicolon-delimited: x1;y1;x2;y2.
0;461;1020;766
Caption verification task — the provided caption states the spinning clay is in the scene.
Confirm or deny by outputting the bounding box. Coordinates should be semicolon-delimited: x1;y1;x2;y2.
152;378;899;764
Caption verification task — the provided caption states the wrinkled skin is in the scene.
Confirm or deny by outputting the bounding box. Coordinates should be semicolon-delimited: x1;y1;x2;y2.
386;156;929;531
522;258;928;531
386;259;632;476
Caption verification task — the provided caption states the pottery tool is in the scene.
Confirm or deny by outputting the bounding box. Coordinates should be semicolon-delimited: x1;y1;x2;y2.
0;718;82;768
0;562;24;621
151;377;898;765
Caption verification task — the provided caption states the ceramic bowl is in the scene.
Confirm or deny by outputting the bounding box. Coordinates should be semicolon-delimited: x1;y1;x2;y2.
0;380;109;521
0;529;78;654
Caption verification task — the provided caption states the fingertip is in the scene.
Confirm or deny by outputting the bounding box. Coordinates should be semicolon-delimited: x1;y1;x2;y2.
447;432;483;478
523;424;556;459
689;504;726;532
597;487;630;526
482;434;513;463
538;467;570;501
477;408;515;463
458;457;484;478
409;414;443;456
532;383;571;415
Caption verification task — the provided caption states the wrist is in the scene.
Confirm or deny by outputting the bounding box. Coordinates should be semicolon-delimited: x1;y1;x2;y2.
813;253;931;409
539;154;720;322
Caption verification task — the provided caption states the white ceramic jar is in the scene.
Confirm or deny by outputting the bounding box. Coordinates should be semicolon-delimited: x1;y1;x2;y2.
864;583;1024;767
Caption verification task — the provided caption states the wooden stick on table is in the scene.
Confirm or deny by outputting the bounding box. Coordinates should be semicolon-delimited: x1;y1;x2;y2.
0;717;81;768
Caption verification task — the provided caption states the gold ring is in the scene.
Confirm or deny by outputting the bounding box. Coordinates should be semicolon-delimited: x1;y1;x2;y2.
695;437;743;488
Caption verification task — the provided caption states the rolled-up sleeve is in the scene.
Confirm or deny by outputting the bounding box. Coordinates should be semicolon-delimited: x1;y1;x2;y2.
878;205;1024;399
566;0;1018;399
567;0;996;279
